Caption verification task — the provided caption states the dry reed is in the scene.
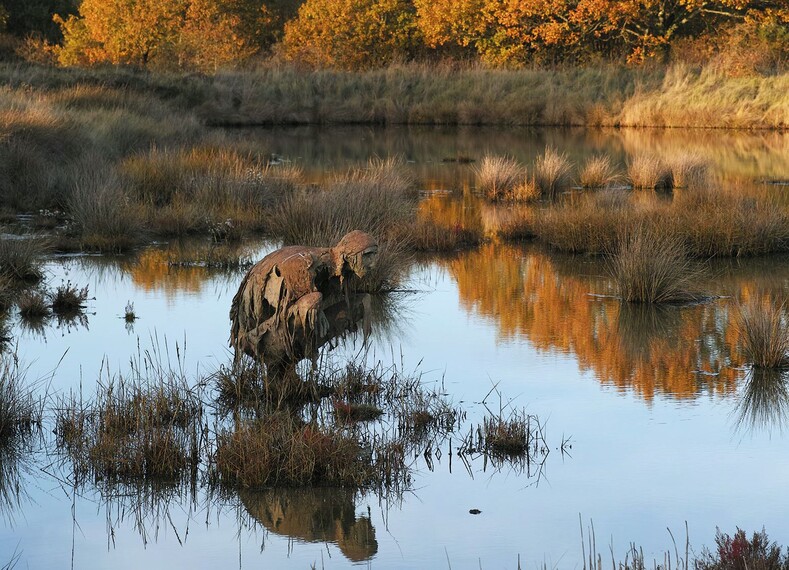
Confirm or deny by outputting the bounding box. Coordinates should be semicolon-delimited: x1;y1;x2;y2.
610;224;703;303
735;300;789;368
534;146;573;197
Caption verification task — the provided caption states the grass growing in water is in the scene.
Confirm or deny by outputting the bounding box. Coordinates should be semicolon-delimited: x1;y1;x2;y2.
578;155;621;189
474;156;536;202
17;290;50;319
735;300;789;369
534;146;573;197
610;224;703;304
55;350;203;483
50;281;89;315
628;154;672;189
0;238;45;283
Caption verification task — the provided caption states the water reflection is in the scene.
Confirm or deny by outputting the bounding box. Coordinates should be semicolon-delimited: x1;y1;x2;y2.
446;242;748;400
242;126;789;188
240;488;377;563
734;369;789;436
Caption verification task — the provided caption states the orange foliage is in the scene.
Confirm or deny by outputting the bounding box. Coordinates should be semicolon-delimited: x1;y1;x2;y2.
281;0;421;69
444;242;753;401
56;0;263;70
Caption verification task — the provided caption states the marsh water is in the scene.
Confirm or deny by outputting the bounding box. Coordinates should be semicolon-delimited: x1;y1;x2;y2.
3;126;789;568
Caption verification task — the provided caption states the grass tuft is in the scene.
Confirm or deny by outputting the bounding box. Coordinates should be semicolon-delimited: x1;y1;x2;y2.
628;154;672;189
474;156;536;202
0;238;46;283
50;281;89;315
610;223;703;303
735;300;789;369
534;146;573;197
17;290;50;319
578;155;621;189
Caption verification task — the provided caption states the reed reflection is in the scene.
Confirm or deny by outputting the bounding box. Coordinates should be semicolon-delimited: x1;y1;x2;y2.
240;488;377;563
446;242;743;401
734;369;789;436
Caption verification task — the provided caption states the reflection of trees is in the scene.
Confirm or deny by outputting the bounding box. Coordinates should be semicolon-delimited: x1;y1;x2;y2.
734;369;789;436
240;487;377;563
445;242;750;401
124;245;249;298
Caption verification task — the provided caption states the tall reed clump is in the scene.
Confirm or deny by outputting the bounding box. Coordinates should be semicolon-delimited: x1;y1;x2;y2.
68;163;145;252
735;299;789;369
578;155;621;189
610;223;703;303
55;375;203;482
474;155;537;202
120;146;302;236
0;356;42;446
666;152;709;189
0;238;46;283
534;146;573;197
532;190;631;253
627;154;672;189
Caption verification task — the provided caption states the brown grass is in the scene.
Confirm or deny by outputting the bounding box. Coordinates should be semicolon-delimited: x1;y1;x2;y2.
409;220;482;252
474;156;537;202
735;300;789;369
0;237;46;283
628;154;672;189
666;152;709;189
578;155;621;189
610;223;703;304
534;146;573;197
17;290;50;319
213;413;381;487
56;374;202;482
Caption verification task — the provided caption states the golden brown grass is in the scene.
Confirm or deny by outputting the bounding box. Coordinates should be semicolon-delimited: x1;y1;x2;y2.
610;224;703;304
578;155;622;188
474;155;537;202
409;220;482;251
523;188;789;258
666;152;710;189
534;146;573;196
628;154;672;189
735;299;789;369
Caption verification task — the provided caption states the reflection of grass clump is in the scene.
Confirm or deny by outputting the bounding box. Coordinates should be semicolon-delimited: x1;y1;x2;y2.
735;300;789;369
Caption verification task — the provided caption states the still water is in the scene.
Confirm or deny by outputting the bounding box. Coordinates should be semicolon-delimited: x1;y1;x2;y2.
2;126;789;569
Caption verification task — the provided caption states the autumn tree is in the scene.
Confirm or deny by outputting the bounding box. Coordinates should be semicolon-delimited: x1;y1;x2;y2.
415;0;788;65
56;0;271;70
282;0;422;69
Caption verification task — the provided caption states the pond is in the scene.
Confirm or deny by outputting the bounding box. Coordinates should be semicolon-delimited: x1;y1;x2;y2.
2;126;789;569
